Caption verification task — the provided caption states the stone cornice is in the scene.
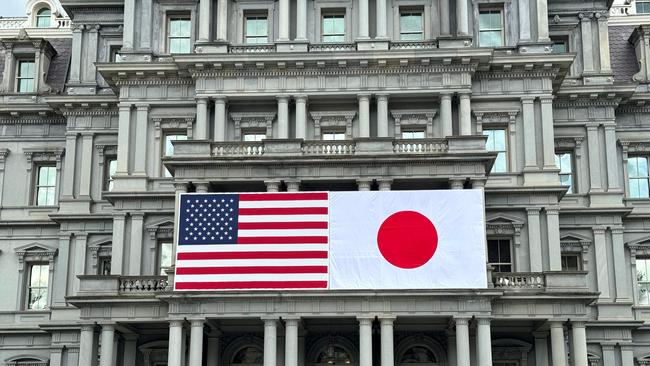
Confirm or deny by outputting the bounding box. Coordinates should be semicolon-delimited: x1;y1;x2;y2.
0;116;66;125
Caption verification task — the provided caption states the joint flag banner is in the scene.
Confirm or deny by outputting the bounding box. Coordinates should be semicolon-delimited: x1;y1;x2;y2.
174;190;487;291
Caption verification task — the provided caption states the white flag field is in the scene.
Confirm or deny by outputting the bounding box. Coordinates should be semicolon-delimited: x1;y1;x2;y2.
174;190;487;291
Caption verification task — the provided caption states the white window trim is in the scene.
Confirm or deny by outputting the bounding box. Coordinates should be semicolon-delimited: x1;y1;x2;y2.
398;9;425;41
321;12;346;43
314;1;353;43
13;243;57;311
483;128;509;173
487;237;513;273
166;15;193;54
235;1;276;44
472;1;513;47
152;117;194;178
15;59;36;93
155;4;197;55
310;111;356;140
391;0;432;40
147;220;175;276
230;112;277;140
23;147;64;207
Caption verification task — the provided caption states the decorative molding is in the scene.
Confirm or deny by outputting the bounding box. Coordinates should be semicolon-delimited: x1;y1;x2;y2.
485;214;524;246
14;242;58;271
310;111;357;139
390;109;437;138
230;112;276;140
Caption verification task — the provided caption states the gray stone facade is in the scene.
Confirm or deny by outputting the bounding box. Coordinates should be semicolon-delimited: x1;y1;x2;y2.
1;0;650;365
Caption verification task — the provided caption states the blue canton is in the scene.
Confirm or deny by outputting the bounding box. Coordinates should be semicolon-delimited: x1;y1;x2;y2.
178;194;239;245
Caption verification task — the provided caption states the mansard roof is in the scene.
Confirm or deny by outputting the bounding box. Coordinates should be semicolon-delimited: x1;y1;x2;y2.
609;25;639;83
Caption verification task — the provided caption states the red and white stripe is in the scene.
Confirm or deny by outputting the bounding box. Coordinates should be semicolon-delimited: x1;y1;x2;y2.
175;192;329;290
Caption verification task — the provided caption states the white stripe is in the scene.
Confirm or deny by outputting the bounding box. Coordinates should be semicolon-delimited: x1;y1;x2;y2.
176;258;328;267
177;244;328;253
239;200;328;209
175;273;328;282
238;215;329;223
238;229;328;237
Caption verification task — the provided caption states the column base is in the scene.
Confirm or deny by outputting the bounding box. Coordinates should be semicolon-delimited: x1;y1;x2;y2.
356;39;390;51
195;41;229;53
276;41;309;52
437;35;473;48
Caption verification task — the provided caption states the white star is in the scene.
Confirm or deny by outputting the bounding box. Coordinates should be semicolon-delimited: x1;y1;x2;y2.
228;236;232;239
185;237;189;240
204;199;208;203
220;236;223;239
221;199;225;202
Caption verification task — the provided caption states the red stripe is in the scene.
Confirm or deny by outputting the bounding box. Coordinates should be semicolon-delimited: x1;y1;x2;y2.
239;207;328;215
176;266;328;275
238;236;328;244
239;193;328;201
175;281;328;290
177;251;328;260
238;221;328;230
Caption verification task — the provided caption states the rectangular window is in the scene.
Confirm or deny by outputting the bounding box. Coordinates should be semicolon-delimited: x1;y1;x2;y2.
109;45;121;62
555;152;574;193
105;156;117;192
27;263;49;310
637;1;650;13
400;11;424;40
551;37;568;53
243;133;266;142
164;134;187;177
487;239;512;272
401;130;426;139
478;9;504;47
35;165;56;206
157;242;173;275
638;258;650;305
561;253;581;271
322;131;346;140
629;156;650;198
167;16;192;53
245;15;269;44
98;256;112;275
16;60;35;93
484;129;507;173
322;13;346;42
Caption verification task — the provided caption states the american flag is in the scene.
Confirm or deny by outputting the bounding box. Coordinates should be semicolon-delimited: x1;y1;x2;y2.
174;192;329;290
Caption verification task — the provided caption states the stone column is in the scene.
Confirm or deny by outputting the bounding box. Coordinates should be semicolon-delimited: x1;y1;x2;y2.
358;0;370;39
604;124;620;190
456;0;469;35
133;104;149;176
216;0;229;41
378;179;393;191
62;133;77;198
199;0;212;42
295;95;308;139
539;97;556;169
376;0;387;38
99;324;115;366
129;213;144;275
358;94;371;138
78;324;96;366
172;183;188;266
518;0;531;42
278;96;290;139
264;319;278;366
168;320;184;366
440;93;453;137
597;14;612;73
571;322;588;366
440;0;450;36
450;178;465;190
471;179;486;189
296;0;307;40
110;213;126;275
476;319;493;366
621;345;634;366
50;347;63;366
533;332;549;366
73;234;88;293
196;98;209;140
278;0;290;41
189;319;204;366
69;25;83;83
286;180;301;192
285;318;299;366
195;182;209;193
601;344;615;366
459;94;471;136
380;317;395;366
580;14;594;73
116;104;132;175
593;226;611;299
84;25;100;84
536;0;549;41
214;96;227;142
377;94;389;137
611;226;630;301
522;98;537;169
357;179;372;191
527;208;543;272
123;0;136;49
545;207;562;271
549;322;566;366
79;133;94;198
455;318;470;366
265;180;281;192
586;125;603;192
359;317;373;366
123;334;138;366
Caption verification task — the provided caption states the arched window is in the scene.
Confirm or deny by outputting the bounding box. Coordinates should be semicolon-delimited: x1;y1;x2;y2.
36;8;51;28
6;357;49;366
232;346;263;365
400;346;437;364
315;345;352;365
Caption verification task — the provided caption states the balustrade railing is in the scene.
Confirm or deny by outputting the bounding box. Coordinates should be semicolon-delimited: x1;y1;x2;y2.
393;139;448;153
119;276;168;293
390;40;438;50
492;272;545;289
213;141;265;156
302;140;356;155
309;43;357;52
229;44;276;53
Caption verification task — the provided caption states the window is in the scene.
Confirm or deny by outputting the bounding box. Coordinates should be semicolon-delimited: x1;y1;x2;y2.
35;165;56;206
157;242;173;275
487;239;512;272
167;16;191;53
484;129;507;173
551;37;568;53
27;263;49;310
163;134;187;177
109;45;121;62
561;253;581;271
16;60;35;93
637;1;650;13
104;156;117;191
638;258;650;305
629;156;650;198
478;9;504;47
36;8;51;28
400;11;424;40
243;132;266;142
401;130;426;139
322;131;346;140
245;15;269;44
322;13;345;42
98;256;112;275
555;152;574;193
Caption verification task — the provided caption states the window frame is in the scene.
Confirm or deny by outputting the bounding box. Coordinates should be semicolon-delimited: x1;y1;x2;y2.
483;128;508;173
321;12;346;43
550;36;569;54
560;253;582;271
555;151;575;194
104;155;117;192
35;7;52;28
637;257;650;305
15;59;36;93
26;262;50;310
244;13;270;44
321;130;346;141
156;241;174;275
399;9;424;41
34;164;57;206
477;6;505;47
401;129;426;139
162;132;188;177
637;1;650;13
487;238;513;273
242;131;267;142
166;14;193;54
628;156;650;199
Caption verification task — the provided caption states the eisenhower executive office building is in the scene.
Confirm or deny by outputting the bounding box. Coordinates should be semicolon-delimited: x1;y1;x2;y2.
4;0;650;365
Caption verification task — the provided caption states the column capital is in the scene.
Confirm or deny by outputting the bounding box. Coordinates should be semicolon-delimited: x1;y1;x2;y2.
603;123;617;131
190;318;206;327
169;319;185;328
130;211;145;218
544;206;560;215
285;179;301;192
586;124;599;131
174;182;189;193
265;180;281;192
357;178;372;191
611;226;625;234
80;323;96;332
521;96;535;104
376;93;390;101
357;316;374;325
118;103;133;110
100;323;116;331
532;330;548;338
358;93;371;101
539;95;554;103
135;103;151;111
277;95;290;102
195;181;210;193
440;92;453;98
571;321;586;328
196;97;210;103
593;225;607;235
378;178;393;191
213;95;228;103
449;178;465;189
526;207;541;215
471;178;486;189
378;315;397;323
459;93;471;99
475;317;491;326
294;94;309;102
262;317;280;324
548;320;565;328
453;317;471;326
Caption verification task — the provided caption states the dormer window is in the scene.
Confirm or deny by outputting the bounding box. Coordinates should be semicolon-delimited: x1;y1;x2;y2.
36;8;51;28
16;60;35;93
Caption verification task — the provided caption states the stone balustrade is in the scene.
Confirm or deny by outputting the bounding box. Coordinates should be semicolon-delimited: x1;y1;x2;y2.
119;276;168;293
302;140;356;155
492;272;546;289
393;138;448;153
229;44;277;53
309;43;357;52
213;141;265;156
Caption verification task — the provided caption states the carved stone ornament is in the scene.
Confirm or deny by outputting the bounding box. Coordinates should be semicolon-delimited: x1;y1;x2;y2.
390;109;437;138
230;112;276;140
310;111;357;139
14;242;58;271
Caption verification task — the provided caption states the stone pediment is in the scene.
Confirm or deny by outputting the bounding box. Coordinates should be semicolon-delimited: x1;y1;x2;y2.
560;233;591;253
147;219;175;239
13;242;57;254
